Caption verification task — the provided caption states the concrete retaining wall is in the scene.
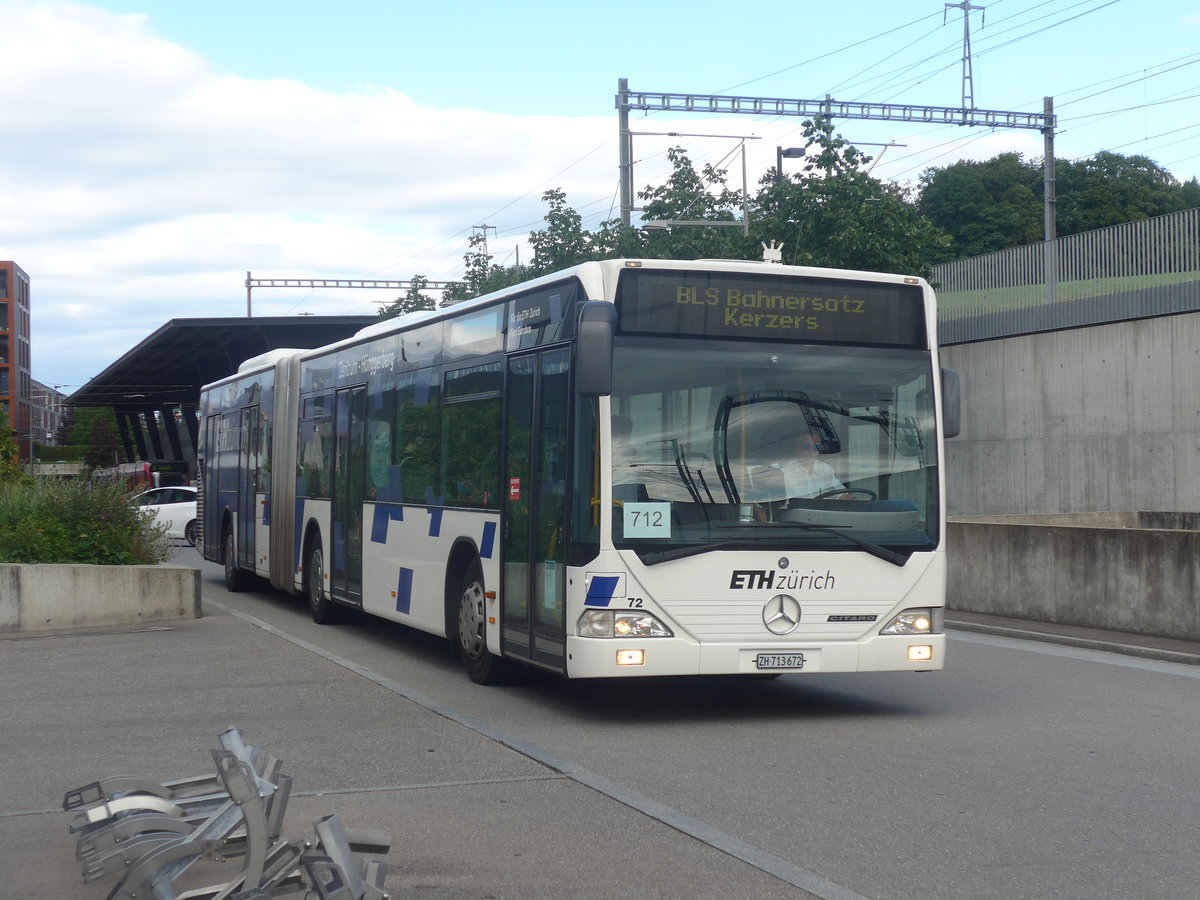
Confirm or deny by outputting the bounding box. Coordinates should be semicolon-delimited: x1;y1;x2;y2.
0;564;201;633
947;516;1200;641
939;310;1200;518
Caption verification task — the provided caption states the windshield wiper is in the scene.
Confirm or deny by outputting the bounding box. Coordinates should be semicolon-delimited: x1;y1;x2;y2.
639;540;761;566
638;524;912;568
757;521;911;567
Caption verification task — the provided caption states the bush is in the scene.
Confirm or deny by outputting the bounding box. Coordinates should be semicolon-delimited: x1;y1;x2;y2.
34;444;88;463
0;478;171;565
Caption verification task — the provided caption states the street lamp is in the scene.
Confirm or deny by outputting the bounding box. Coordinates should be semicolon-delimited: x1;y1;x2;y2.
776;146;805;183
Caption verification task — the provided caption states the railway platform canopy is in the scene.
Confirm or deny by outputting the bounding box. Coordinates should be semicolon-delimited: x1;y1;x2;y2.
67;316;376;483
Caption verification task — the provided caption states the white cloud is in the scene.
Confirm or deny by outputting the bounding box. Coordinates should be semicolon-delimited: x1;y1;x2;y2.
0;1;621;388
6;0;1141;392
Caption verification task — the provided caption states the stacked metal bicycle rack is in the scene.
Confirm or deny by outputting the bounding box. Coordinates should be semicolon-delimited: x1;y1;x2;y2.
62;728;391;900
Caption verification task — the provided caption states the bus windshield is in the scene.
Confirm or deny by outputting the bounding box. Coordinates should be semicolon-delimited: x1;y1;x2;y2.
609;337;939;564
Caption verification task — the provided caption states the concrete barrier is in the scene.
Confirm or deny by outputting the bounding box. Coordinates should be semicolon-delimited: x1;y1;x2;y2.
948;514;1200;642
0;563;201;633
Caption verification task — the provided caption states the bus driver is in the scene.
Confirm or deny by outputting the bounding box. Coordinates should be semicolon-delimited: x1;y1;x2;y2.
783;431;846;499
751;430;847;519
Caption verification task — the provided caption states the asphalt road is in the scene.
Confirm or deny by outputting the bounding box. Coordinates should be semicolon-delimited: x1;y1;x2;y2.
140;549;1200;898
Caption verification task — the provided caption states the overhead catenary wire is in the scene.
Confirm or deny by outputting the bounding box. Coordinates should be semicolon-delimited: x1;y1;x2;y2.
713;10;945;95
413;10;986;277
367;0;1186;291
617;0;1134;182
867;61;1200;181
862;0;1126;103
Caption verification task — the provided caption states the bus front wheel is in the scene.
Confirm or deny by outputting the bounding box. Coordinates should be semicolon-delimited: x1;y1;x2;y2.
305;538;341;625
456;560;507;685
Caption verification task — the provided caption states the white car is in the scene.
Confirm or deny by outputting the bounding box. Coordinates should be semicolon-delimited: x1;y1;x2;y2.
132;486;198;546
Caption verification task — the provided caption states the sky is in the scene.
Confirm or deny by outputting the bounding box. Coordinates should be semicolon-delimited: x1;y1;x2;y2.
3;0;1200;394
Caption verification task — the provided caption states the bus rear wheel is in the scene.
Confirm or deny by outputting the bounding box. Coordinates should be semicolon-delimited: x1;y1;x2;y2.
223;528;251;592
456;560;506;685
305;538;341;625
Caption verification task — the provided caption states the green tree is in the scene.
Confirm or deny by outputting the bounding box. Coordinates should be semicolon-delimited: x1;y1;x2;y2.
1056;151;1195;234
753;116;949;275
378;275;438;320
64;407;118;447
58;407;124;470
82;416;121;470
919;150;1200;258
400;115;956;307
610;119;948;274
637;147;751;261
795;115;875;178
528;188;591;274
918;152;1043;258
758;173;948;275
0;419;22;483
440;232;526;306
585;215;646;259
526;187;646;266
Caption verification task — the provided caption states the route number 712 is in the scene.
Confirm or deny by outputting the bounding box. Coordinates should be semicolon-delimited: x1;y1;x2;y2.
623;502;671;538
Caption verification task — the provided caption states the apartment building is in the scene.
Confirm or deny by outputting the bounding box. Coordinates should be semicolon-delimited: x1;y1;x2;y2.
1;261;32;461
31;379;66;446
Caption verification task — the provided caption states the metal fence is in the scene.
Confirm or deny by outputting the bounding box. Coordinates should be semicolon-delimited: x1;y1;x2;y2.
933;207;1200;344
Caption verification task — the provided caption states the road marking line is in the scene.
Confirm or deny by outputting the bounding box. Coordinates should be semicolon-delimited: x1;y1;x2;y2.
950;630;1200;678
207;597;869;900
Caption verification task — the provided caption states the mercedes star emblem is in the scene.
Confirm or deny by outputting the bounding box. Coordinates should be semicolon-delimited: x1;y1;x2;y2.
762;594;802;635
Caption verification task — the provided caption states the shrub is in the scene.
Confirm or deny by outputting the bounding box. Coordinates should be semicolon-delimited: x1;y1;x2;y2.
0;478;171;565
34;444;88;463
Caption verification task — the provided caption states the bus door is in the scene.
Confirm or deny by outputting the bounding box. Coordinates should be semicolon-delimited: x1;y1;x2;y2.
331;385;368;604
236;406;259;567
503;349;570;673
202;414;223;558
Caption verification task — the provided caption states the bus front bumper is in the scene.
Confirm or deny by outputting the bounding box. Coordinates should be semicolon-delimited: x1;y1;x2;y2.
564;633;946;678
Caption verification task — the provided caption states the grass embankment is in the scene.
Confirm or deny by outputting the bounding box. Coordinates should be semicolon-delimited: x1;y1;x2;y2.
938;270;1200;319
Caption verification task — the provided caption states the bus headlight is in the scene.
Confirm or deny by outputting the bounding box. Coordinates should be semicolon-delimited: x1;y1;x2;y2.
577;610;673;638
880;608;942;635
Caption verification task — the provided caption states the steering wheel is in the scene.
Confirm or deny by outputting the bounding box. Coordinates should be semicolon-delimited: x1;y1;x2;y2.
815;488;877;500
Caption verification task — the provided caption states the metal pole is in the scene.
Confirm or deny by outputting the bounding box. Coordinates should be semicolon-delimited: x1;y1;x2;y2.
618;78;633;228
946;2;985;112
1043;96;1057;305
246;270;252;317
741;141;749;237
473;224;496;262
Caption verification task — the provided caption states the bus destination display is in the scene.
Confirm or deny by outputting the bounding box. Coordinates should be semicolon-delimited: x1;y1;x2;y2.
616;269;926;347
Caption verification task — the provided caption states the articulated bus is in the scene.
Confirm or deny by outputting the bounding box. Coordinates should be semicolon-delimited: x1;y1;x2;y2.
199;258;960;684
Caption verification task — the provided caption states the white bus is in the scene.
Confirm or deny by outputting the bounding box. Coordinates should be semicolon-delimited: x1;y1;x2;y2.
199;258;959;684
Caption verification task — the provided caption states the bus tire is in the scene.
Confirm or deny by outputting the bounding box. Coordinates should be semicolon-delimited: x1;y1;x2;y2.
304;537;341;625
222;527;252;592
455;559;507;685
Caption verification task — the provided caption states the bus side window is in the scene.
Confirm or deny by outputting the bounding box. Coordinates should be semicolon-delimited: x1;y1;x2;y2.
441;396;501;508
396;371;439;505
441;362;502;509
368;418;393;497
298;394;333;498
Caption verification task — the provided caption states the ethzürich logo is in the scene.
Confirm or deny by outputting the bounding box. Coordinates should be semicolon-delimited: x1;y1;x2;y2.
762;594;802;635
